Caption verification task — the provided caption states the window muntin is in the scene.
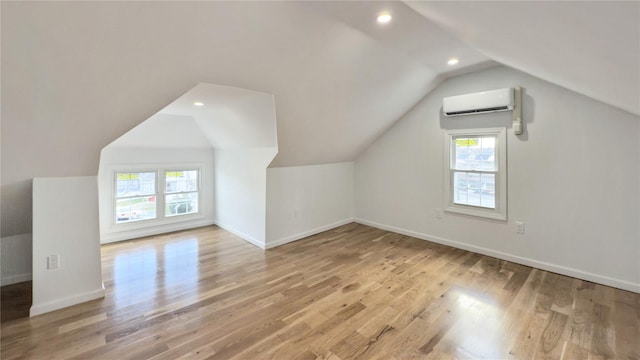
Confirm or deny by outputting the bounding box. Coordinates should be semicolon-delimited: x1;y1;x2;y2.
164;170;199;217
114;172;157;223
452;136;497;209
113;168;201;225
445;128;506;220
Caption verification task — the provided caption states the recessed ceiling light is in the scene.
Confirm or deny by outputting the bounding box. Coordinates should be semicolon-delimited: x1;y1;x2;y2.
448;58;459;65
377;12;392;24
193;101;204;107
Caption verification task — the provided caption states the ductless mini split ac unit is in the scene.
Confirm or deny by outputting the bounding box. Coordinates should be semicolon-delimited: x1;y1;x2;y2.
442;87;523;135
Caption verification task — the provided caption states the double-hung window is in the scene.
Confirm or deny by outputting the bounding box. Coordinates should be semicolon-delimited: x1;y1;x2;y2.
114;168;200;225
115;172;157;223
444;128;507;220
164;170;199;217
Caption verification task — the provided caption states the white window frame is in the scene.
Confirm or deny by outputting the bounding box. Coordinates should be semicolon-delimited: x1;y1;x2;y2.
163;169;201;218
111;165;203;227
113;170;158;224
444;127;507;221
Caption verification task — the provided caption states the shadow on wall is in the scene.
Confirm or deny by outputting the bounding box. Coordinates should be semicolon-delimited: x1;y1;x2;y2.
1;180;33;238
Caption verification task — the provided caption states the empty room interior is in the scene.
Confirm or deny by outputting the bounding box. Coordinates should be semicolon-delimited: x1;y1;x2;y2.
1;1;639;359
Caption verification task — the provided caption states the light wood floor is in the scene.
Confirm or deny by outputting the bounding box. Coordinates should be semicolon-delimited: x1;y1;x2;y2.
1;224;639;359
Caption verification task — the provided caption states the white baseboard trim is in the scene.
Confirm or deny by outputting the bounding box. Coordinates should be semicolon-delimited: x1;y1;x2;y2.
30;284;106;317
355;218;640;294
101;219;216;244
266;218;354;249
1;273;32;287
214;220;266;249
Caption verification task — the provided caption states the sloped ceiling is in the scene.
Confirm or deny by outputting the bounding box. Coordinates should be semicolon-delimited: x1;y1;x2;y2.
405;0;640;116
2;1;636;173
107;113;212;149
104;1;640;166
2;1;638;237
159;84;278;150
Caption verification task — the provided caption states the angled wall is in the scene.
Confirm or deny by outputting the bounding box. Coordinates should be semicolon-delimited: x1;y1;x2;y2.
214;148;277;248
266;162;354;248
355;66;640;292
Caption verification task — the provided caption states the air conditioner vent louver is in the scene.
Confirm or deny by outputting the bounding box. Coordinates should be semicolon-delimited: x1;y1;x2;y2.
443;88;514;117
444;106;510;116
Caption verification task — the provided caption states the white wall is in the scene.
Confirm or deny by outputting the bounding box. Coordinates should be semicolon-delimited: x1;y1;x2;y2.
355;66;640;292
214;148;277;248
31;176;104;316
266;162;354;248
98;147;215;243
1;233;32;286
1;1;450;248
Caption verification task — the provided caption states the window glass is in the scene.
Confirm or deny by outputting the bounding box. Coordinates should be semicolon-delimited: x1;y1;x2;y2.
165;170;198;193
114;168;201;224
445;128;506;220
165;170;199;217
115;172;157;223
165;192;199;217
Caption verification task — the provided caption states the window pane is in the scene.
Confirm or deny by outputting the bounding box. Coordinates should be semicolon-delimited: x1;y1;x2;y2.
453;136;496;171
116;172;155;198
165;192;198;217
166;170;198;193
453;172;468;205
453;171;495;209
466;172;482;207
453;138;474;170
115;196;157;223
479;173;495;208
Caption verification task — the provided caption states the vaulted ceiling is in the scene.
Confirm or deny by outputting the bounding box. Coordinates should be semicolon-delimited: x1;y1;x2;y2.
3;1;638;237
103;1;639;167
405;1;640;116
2;1;638;179
108;83;278;152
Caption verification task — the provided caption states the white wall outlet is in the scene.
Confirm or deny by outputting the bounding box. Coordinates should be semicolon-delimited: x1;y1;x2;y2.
47;254;60;269
293;209;299;218
515;221;525;234
435;208;443;219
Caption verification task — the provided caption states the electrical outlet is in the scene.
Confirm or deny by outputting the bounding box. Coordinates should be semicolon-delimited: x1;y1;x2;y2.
47;254;60;269
293;209;299;218
515;221;525;234
435;208;443;219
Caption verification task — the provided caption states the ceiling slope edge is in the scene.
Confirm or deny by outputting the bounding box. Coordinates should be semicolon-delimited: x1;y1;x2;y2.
403;1;640;117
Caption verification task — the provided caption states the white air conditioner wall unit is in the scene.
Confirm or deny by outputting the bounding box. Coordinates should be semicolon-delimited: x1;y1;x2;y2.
443;88;514;117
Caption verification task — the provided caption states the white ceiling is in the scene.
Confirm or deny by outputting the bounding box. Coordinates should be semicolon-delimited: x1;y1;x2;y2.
4;1;638;183
107;113;211;149
93;1;495;165
109;1;640;164
405;0;640;116
159;84;278;149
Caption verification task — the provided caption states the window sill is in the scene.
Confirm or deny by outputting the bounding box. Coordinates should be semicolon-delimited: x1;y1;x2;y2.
109;212;205;233
445;204;506;221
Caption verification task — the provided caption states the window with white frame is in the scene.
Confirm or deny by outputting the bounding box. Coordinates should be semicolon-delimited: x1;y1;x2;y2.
115;172;157;223
164;170;199;217
114;168;200;224
444;128;507;220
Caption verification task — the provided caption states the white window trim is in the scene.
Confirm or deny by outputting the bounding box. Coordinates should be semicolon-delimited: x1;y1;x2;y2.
163;168;201;218
444;127;507;221
110;164;204;229
113;169;159;225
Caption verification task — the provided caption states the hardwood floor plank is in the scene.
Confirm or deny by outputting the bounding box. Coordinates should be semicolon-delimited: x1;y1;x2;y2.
539;310;569;358
57;312;108;334
2;224;639;359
